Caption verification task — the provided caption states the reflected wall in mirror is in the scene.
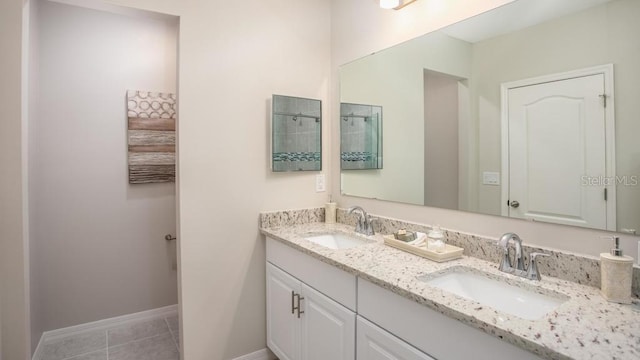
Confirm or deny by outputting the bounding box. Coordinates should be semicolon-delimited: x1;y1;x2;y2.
340;0;640;233
272;95;321;172
340;103;383;170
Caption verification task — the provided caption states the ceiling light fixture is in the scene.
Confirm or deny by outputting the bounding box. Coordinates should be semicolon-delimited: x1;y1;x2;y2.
380;0;400;9
380;0;418;10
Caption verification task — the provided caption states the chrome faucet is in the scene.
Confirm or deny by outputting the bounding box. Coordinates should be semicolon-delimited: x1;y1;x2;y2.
497;233;549;280
498;233;525;272
348;206;375;236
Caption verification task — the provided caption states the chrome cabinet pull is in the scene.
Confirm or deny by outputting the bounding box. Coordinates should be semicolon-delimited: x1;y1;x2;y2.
292;293;305;318
510;200;520;208
296;294;305;318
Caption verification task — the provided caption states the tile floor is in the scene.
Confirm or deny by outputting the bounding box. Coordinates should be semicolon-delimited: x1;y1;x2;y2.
37;314;180;360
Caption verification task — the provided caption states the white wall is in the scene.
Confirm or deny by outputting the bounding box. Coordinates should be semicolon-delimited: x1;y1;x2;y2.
332;0;639;261
29;0;178;348
0;0;31;358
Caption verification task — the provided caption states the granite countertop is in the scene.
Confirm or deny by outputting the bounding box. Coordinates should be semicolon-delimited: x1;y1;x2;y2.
261;222;640;360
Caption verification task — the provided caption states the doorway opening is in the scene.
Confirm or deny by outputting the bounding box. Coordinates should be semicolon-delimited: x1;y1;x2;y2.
27;0;181;358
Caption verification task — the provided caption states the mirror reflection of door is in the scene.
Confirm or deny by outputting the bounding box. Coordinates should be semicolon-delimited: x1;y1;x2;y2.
502;66;616;230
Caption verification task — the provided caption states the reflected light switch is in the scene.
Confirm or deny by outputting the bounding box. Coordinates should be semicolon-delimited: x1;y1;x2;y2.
483;171;500;186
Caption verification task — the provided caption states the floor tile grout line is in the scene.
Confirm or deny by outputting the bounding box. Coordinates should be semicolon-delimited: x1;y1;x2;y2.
108;332;173;352
105;317;172;349
57;334;108;360
42;313;177;347
47;317;178;360
106;330;109;360
164;316;180;350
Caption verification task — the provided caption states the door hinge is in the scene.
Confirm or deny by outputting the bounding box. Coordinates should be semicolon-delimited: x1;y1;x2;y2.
599;94;608;108
604;188;608;201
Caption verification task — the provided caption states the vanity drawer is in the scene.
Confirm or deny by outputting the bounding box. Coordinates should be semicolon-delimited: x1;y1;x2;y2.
357;316;435;360
266;237;356;311
357;279;542;360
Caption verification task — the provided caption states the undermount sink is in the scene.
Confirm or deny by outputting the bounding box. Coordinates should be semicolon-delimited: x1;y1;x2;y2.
419;267;568;320
303;232;370;249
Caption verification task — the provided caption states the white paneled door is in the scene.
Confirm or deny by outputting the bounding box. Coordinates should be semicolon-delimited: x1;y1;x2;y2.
266;264;301;360
505;71;613;230
300;283;355;360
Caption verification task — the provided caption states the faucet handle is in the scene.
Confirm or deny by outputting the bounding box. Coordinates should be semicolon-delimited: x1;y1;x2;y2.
365;216;377;235
526;252;550;280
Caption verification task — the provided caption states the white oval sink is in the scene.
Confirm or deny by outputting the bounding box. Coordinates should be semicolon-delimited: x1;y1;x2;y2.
304;232;370;249
420;267;568;320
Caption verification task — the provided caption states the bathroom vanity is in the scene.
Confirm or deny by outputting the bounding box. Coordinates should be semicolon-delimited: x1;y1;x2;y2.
260;210;640;360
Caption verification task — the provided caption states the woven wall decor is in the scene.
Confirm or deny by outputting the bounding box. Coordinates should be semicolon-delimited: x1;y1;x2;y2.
127;90;176;184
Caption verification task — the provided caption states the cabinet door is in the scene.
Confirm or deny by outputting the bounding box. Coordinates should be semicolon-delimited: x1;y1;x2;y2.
357;317;435;360
267;263;301;360
300;283;355;360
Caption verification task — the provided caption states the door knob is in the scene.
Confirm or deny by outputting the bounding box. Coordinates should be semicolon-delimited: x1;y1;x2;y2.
510;200;520;208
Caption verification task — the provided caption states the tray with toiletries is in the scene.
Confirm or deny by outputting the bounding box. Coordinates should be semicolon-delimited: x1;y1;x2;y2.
383;229;463;262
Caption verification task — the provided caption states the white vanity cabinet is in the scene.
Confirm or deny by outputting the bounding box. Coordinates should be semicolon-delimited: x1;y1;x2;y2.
357;316;435;360
265;237;542;360
358;279;543;360
266;238;356;360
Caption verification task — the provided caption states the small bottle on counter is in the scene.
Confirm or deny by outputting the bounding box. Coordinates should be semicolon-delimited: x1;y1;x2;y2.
325;197;337;224
427;226;446;253
600;236;633;304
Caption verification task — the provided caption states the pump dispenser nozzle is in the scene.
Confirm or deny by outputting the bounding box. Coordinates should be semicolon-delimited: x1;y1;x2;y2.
609;236;623;256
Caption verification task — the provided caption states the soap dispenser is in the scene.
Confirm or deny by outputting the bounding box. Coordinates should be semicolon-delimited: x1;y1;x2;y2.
427;226;445;253
600;236;633;304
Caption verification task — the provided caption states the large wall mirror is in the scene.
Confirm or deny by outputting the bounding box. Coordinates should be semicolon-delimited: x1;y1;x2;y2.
340;0;640;234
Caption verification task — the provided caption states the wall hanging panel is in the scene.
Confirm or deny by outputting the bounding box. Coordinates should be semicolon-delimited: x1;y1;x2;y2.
127;90;176;183
271;94;322;172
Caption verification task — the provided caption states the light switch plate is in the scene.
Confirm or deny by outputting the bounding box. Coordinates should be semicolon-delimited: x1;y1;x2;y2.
483;171;500;186
316;174;326;192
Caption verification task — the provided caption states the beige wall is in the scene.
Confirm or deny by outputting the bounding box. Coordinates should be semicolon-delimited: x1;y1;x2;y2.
0;0;31;358
92;0;332;359
332;0;639;261
29;0;178;348
471;0;640;232
8;0;516;359
12;0;332;358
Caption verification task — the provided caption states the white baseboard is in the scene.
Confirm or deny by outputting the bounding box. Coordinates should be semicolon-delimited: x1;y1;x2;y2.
232;348;273;360
32;304;178;360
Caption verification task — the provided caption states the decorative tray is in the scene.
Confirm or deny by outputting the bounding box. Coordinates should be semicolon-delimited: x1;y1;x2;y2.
383;235;463;263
